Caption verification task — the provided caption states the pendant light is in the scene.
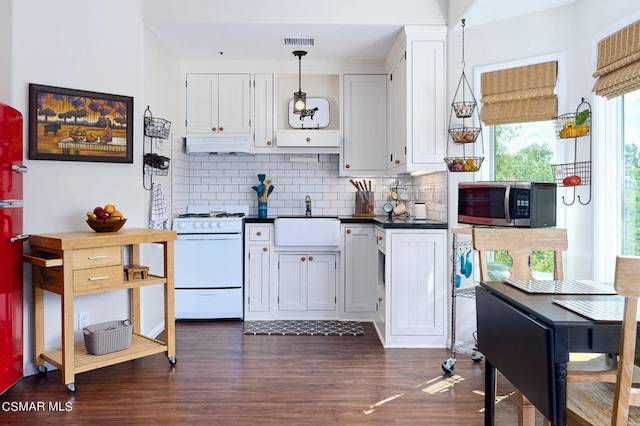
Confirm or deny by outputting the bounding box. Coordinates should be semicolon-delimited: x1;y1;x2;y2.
292;50;307;114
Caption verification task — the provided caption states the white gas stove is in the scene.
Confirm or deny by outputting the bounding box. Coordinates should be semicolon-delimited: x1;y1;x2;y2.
172;205;249;320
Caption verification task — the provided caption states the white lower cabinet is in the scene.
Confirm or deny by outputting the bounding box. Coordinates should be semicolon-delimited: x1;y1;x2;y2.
277;253;337;319
244;224;273;320
374;228;447;348
343;225;377;317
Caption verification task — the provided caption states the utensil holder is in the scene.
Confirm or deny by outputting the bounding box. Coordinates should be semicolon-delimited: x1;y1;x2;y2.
258;201;268;218
355;191;374;216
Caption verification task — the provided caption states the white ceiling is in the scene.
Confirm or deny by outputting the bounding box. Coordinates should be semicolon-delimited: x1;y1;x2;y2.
145;0;576;62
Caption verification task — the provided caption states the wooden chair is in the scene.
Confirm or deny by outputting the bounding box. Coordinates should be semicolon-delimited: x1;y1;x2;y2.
473;227;617;426
565;255;640;426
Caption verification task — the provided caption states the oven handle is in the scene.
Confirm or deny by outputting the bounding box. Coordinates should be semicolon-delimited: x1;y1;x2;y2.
177;233;242;241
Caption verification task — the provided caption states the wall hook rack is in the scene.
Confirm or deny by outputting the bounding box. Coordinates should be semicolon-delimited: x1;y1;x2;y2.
142;106;171;190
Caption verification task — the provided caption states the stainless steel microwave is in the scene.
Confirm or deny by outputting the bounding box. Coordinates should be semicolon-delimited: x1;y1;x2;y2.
458;181;557;228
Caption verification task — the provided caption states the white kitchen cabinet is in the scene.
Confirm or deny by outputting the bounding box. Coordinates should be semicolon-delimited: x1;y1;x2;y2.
253;74;274;149
244;224;272;320
374;228;447;348
341;75;387;175
386;26;447;173
276;130;341;149
277;253;337;318
342;225;377;316
388;53;407;169
186;73;251;135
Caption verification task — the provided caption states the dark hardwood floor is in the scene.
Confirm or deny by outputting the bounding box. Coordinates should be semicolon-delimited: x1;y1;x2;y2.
0;321;527;425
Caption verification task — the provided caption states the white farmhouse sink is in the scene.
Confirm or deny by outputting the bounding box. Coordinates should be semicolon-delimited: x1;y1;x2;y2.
274;217;340;246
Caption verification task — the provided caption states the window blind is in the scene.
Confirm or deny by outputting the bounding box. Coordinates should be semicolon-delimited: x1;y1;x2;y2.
480;61;558;126
592;19;640;99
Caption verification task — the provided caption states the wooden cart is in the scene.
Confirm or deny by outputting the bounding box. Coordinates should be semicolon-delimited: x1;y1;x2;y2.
24;228;177;392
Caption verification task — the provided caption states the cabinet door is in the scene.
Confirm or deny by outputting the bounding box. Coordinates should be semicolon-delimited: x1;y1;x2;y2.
253;74;274;148
278;254;307;311
307;254;336;311
389;54;407;168
410;40;445;165
247;245;270;313
186;74;219;134
389;232;445;336
344;226;377;312
218;74;251;134
342;75;387;173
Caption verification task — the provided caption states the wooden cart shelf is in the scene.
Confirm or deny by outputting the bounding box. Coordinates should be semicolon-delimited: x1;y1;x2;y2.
26;228;177;392
40;334;167;374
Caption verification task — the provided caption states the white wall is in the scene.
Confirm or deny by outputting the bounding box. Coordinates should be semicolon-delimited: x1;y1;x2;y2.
6;0;160;375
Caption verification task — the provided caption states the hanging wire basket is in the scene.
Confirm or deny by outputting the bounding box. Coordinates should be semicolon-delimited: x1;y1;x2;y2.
445;156;484;172
553;111;591;139
143;106;171;139
452;101;476;119
553;161;591;186
448;125;481;144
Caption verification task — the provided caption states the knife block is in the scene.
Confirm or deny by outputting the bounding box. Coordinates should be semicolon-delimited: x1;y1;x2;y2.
354;191;375;217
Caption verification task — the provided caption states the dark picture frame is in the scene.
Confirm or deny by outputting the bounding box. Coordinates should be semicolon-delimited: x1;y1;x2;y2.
29;84;133;163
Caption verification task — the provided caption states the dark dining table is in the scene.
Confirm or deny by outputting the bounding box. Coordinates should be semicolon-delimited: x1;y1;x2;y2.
476;280;627;426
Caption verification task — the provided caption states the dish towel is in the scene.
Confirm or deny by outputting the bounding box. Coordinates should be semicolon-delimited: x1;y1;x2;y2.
149;184;169;230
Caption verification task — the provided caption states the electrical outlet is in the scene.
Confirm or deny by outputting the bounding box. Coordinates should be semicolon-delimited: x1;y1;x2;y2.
79;312;89;330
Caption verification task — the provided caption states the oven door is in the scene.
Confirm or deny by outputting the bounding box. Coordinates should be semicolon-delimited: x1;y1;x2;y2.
175;233;243;289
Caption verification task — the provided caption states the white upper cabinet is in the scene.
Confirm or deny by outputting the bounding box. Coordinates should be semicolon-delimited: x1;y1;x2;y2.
186;73;251;136
341;74;388;175
386;26;447;173
253;74;274;149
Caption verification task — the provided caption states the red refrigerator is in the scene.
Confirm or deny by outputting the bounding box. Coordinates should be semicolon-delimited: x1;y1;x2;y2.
0;102;27;394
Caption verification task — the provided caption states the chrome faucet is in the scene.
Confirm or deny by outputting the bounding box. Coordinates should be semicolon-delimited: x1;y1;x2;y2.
305;195;312;216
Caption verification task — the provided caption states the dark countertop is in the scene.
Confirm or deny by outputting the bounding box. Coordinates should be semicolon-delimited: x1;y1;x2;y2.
245;215;448;230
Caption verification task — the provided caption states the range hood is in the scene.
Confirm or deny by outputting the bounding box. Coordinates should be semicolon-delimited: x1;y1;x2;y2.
186;137;253;155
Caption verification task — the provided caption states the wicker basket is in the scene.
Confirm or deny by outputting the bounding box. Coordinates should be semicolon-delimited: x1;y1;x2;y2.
83;319;133;355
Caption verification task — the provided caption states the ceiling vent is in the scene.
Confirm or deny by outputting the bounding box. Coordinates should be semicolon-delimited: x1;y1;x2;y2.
281;37;315;47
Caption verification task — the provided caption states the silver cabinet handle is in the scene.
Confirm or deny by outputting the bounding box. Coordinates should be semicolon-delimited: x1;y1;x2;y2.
11;165;28;174
10;234;29;243
88;255;108;260
89;276;110;281
0;200;23;208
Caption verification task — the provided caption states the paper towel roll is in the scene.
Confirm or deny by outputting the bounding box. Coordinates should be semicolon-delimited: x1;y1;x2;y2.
414;203;427;219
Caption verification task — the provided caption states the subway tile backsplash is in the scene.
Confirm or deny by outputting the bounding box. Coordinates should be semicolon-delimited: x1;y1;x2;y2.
172;138;447;221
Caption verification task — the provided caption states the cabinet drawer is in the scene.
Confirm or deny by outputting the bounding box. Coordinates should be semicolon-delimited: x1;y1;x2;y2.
248;226;271;241
72;246;122;270
73;265;124;293
276;131;340;147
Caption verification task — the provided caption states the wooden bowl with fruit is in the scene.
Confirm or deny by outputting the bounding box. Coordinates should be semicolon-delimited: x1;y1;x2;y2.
86;204;126;233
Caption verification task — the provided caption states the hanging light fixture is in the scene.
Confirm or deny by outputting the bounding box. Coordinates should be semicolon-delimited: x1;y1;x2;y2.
292;50;307;114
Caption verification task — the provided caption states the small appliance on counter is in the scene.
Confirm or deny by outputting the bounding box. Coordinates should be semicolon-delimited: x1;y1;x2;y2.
414;203;427;220
458;181;556;228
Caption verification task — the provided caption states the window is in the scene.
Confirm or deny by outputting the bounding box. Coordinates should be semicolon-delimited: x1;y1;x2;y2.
623;90;640;255
488;121;557;279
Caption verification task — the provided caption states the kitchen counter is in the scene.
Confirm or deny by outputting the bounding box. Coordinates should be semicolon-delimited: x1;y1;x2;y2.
244;215;448;229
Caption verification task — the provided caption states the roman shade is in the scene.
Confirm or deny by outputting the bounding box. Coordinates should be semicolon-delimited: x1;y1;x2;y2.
592;19;640;99
480;61;558;126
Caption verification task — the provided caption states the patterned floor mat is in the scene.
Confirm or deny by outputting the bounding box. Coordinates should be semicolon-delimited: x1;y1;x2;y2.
243;320;365;336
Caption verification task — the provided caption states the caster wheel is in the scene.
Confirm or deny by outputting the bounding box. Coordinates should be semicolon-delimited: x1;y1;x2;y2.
168;356;177;366
67;383;77;393
37;365;48;374
442;358;455;374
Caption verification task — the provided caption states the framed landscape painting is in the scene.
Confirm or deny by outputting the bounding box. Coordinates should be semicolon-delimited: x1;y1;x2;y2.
29;84;133;163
